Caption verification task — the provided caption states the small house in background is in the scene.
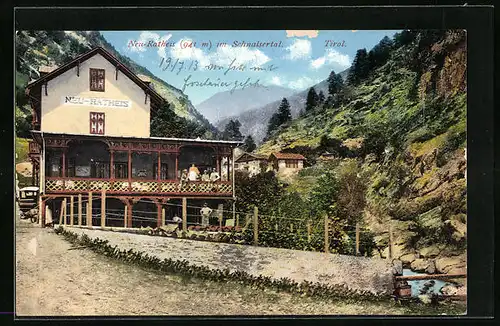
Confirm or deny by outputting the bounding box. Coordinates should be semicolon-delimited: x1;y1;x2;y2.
268;152;306;175
318;151;336;162
235;152;268;176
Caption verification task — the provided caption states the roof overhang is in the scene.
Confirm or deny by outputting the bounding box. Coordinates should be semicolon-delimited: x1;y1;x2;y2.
25;47;166;106
30;130;243;147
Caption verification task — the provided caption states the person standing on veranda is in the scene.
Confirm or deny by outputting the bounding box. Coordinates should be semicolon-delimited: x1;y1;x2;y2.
188;163;200;181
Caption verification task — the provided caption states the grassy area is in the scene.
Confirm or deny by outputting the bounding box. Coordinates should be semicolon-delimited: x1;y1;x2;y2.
16;137;30;164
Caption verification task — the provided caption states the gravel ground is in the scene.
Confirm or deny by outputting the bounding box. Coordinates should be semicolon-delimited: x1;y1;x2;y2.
15;215;466;316
63;226;394;295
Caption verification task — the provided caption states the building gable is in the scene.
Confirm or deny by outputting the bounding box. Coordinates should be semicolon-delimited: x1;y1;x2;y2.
27;48;166;138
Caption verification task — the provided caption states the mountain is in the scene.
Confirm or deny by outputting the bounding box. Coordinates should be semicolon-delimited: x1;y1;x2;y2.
216;69;349;143
15;30;216;137
256;30;467;270
196;85;296;124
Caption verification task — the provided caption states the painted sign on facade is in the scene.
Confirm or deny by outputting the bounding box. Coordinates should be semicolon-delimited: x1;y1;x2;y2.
61;96;131;109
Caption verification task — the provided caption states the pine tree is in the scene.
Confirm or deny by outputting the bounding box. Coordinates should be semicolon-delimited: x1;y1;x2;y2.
243;135;257;152
277;97;292;124
327;70;344;96
305;87;319;112
222;119;244;141
265;98;292;139
368;36;393;69
318;90;325;104
347;48;370;85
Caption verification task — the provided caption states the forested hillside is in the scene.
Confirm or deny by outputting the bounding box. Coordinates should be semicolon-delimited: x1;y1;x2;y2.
252;30;467;273
15;30;217;138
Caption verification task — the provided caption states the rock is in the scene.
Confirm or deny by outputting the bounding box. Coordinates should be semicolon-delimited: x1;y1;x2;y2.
425;260;436;274
381;243;412;259
392;259;403;275
418;294;432;304
435;256;466;274
400;253;417;265
411;258;430;272
424;280;435;287
416;207;444;230
419;245;441;258
440;284;458;296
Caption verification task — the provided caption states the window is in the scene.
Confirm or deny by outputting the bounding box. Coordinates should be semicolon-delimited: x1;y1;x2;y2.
285;160;299;168
89;68;105;91
114;163;128;179
90;161;109;178
90;112;105;135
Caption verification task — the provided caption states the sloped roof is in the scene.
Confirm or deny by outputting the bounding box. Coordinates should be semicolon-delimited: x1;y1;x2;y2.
270;152;306;160
26;47;165;105
235;152;267;162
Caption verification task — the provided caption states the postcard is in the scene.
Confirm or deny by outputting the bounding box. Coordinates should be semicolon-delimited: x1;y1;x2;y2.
15;28;467;316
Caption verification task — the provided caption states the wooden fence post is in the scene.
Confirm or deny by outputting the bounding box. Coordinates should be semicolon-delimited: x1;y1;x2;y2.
253;206;258;246
70;196;74;226
307;220;311;242
59;200;64;225
78;194;82;226
87;192;92;227
388;221;393;260
62;198;67;225
355;222;360;256
182;197;187;232
124;203;128;228
236;214;240;227
101;189;106;227
324;215;329;253
162;208;166;226
218;204;224;229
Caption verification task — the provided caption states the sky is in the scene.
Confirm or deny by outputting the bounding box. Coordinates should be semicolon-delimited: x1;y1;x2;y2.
101;30;401;106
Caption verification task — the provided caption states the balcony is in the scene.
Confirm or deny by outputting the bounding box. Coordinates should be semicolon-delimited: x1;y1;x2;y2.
28;141;40;155
44;177;233;196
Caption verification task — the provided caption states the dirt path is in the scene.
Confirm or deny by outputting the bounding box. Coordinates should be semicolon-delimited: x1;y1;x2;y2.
15;213;466;316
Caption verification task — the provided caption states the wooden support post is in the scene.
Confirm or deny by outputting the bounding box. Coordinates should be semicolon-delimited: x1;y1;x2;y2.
85;202;89;227
101;189;106;227
156;203;162;228
127;200;133;228
78;194;82;226
70;196;74;226
355;222;360;256
182;197;187;232
253;206;258;246
307;221;311;242
236;214;240;227
162;208;166;226
388;221;394;260
324;215;329;254
87;192;92;227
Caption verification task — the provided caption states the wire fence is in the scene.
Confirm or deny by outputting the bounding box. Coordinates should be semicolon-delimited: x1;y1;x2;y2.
49;194;388;257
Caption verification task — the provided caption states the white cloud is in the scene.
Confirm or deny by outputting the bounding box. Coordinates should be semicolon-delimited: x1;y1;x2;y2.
127;31;172;59
170;38;211;67
269;76;283;86
285;39;312;60
213;46;270;67
309;49;351;70
288;77;321;90
170;38;271;70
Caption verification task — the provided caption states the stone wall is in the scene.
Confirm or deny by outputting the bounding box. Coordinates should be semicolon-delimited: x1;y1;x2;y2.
64;226;395;295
